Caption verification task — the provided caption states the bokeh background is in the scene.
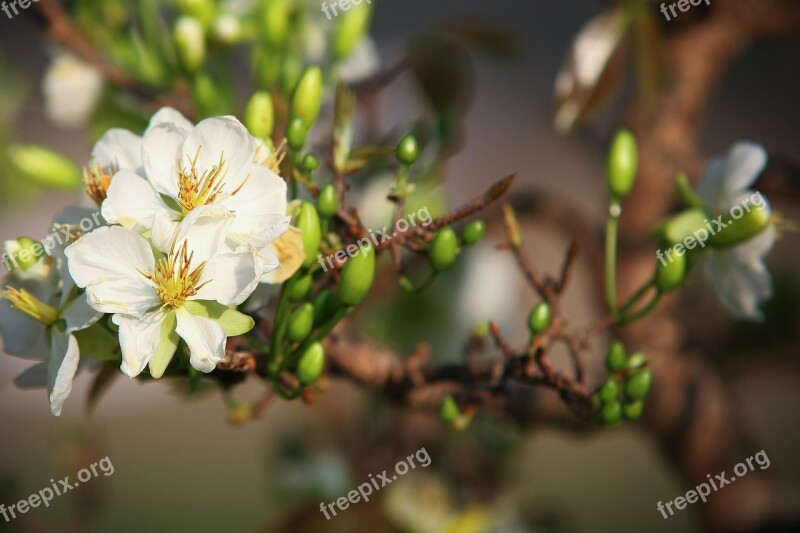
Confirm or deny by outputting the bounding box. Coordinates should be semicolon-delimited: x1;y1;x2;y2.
1;1;799;532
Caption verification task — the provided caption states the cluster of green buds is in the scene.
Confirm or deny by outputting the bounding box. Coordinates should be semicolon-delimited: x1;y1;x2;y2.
593;341;652;426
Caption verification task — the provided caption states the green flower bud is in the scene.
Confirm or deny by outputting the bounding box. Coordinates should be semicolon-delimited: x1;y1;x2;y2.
302;153;320;172
332;1;373;60
708;205;771;249
176;0;215;27
654;250;686;293
262;0;290;46
289;273;314;301
286;117;308;151
624;370;652;401
622;400;645;420
429;227;459;272
338;242;376;306
313;289;338;326
607;129;638;198
174;17;206;73
626;350;646;370
605;341;627;372
8;237;45;271
661;208;708;246
528;302;552;334
598;378;619;403
8;144;82;190
244;91;274;140
395;133;419;166
461;220;485;246
291;66;323;130
600;400;622;426
287;303;315;343
213;13;242;45
317;183;339;218
297;342;325;385
439;395;460;425
296;201;321;268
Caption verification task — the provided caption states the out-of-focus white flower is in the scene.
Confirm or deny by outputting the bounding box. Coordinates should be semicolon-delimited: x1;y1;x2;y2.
42;51;104;128
100;108;290;282
336;37;380;84
66;206;262;377
699;142;776;321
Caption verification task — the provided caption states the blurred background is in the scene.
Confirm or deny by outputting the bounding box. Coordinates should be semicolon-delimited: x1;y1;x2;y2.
1;0;799;532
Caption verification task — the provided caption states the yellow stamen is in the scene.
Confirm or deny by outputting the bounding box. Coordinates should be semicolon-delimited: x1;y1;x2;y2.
84;161;116;206
2;287;59;325
139;239;210;309
255;139;287;174
176;147;249;215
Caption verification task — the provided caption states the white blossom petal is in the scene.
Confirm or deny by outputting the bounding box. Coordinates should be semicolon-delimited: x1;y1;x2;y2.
91;129;143;172
114;310;170;378
148;107;194;132
222;164;288;239
181;116;256;184
175;307;226;373
193;251;262;306
142;122;187;197
151;209;180;254
101;170;166;232
48;331;80;416
171;206;235;268
61;293;103;335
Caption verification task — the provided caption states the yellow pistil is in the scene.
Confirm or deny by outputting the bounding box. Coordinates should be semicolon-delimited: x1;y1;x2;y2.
2;287;59;325
140;239;210;309
84;161;116;206
176;147;248;215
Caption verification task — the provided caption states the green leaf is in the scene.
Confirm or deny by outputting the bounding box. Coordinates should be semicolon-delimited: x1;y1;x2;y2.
74;325;121;362
182;301;255;336
149;309;179;379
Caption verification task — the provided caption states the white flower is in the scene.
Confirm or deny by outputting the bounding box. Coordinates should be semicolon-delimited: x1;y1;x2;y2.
100;108;290;282
1;223;101;416
699;142;776;321
336;38;380;84
42;51;104;128
66;206;263;378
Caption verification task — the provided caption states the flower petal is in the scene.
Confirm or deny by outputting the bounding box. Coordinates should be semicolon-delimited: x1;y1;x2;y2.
699;142;767;211
222;164;289;239
0;279;53;358
171;205;235;268
181;116;256;184
193;251;262;306
66;226;159;316
61;293;103;335
151;208;180;254
175;307;226;373
101;170;166;232
114;310;169;377
142;122;187;197
148;107;193;132
91;129;143;172
48;331;80;416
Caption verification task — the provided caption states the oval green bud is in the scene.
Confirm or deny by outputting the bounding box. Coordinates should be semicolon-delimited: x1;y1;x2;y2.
317;183;339;218
289;273;314;301
654;250;686;293
708;204;772;249
296;201;321;268
296;341;325;385
8;144;82;190
287;303;315;343
624;370;652;401
244;91;274;140
461;220;485;246
598;378;619;404
429;227;459;272
395;133;419;166
605;341;627;372
600;400;622;426
607;129;638;198
332;1;373;60
291;66;323;130
626;350;647;370
313;289;337;326
10;237;45;270
286;117;308;151
439;395;460;425
338;242;376;306
262;0;290;46
622;400;645;420
174;16;206;73
302;153;320;172
661;208;708;247
528;302;552;334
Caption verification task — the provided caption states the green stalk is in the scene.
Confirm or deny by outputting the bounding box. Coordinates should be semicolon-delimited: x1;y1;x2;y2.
605;198;621;318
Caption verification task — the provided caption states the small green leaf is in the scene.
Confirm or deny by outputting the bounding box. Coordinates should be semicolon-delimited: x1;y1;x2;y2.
74;325;121;362
148;310;179;379
181;301;255;336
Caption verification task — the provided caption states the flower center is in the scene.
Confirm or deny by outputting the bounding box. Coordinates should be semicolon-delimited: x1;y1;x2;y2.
2;287;59;326
176;147;248;215
140;240;209;309
84;161;116;206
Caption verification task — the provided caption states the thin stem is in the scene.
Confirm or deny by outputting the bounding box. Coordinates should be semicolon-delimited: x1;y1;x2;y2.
605;198;621;318
619;279;655;315
617;292;661;325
